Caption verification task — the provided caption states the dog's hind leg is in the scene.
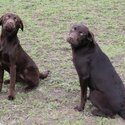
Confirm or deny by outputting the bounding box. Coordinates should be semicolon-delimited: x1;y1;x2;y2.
90;90;115;118
119;107;125;119
24;77;39;92
24;70;50;91
23;68;39;92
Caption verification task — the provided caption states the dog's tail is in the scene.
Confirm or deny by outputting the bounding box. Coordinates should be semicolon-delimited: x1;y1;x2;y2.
39;70;49;79
118;108;125;119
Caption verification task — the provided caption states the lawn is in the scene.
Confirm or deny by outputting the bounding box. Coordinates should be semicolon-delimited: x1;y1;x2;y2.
0;0;125;125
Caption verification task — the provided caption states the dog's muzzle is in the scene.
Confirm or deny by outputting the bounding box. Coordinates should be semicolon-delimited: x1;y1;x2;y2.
3;20;15;32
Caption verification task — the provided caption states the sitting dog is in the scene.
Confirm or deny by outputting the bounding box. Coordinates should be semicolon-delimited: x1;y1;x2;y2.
67;23;125;119
0;12;49;100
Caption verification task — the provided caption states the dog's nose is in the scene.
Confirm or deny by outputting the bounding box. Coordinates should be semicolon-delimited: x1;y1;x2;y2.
5;20;15;31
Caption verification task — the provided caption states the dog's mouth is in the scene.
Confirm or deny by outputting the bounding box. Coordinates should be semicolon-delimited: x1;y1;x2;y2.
67;37;79;46
3;21;16;33
6;27;14;32
3;26;16;34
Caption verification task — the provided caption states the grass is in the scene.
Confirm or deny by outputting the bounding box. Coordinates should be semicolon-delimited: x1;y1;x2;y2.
0;0;125;125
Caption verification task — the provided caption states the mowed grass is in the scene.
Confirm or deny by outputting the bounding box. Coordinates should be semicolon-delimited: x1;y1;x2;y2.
0;0;125;125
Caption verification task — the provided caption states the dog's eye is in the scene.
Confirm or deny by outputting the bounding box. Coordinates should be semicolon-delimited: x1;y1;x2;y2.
79;32;84;36
14;17;17;21
74;27;77;30
6;15;10;20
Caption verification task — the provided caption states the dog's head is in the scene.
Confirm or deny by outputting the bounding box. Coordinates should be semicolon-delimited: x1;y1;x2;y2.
0;12;23;35
67;23;94;47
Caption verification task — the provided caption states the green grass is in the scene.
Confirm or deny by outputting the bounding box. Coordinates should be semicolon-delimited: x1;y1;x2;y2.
0;0;125;125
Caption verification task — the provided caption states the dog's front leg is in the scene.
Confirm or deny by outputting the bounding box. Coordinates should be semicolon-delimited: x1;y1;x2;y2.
74;76;89;112
8;64;16;100
0;66;4;92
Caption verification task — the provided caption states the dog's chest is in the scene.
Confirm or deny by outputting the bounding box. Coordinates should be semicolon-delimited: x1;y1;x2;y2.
0;43;13;65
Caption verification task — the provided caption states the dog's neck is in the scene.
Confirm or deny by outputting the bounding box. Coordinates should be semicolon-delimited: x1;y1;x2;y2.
71;41;95;58
71;41;95;53
0;29;19;43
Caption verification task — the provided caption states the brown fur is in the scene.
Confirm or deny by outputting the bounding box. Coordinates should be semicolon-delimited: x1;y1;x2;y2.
0;12;49;100
67;23;125;119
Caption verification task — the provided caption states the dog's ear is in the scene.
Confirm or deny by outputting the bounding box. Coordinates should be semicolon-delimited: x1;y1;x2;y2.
17;16;23;31
0;16;3;25
87;31;94;42
19;19;24;31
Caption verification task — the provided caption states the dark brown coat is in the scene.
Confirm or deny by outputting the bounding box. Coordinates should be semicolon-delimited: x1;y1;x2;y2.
67;23;125;119
0;12;49;100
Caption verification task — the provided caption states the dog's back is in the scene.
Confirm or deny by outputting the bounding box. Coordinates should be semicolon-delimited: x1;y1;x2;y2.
90;44;125;112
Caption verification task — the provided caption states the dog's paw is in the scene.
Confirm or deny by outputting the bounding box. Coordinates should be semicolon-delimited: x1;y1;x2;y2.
74;105;84;112
8;95;15;100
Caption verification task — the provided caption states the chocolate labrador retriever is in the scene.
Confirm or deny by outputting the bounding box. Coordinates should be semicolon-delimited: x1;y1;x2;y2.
0;12;49;100
67;23;125;119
